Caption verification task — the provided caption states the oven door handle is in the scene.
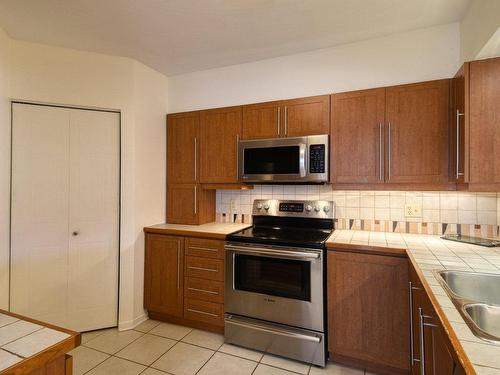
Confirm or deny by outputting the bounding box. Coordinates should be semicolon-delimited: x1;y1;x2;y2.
225;244;320;260
225;315;322;343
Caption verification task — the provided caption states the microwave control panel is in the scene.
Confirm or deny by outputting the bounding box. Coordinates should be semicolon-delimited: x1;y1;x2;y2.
309;144;325;173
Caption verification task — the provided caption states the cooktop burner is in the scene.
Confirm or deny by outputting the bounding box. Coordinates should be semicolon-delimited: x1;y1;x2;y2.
226;199;334;249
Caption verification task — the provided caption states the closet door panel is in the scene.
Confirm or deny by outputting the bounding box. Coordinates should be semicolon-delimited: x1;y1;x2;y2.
67;109;120;331
10;103;71;326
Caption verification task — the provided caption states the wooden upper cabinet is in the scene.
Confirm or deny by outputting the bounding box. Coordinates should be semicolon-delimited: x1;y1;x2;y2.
331;89;385;184
144;234;184;317
468;57;500;187
167;111;199;184
166;184;215;225
385;80;450;184
200;106;242;183
450;63;469;183
242;101;281;140
282;95;330;137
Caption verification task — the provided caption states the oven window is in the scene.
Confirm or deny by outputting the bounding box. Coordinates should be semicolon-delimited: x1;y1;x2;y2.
234;254;311;301
244;146;300;175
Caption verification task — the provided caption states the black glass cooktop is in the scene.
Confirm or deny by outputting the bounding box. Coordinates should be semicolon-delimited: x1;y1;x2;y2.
227;225;333;249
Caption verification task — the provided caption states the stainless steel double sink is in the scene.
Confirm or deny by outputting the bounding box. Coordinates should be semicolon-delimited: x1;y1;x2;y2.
436;270;500;343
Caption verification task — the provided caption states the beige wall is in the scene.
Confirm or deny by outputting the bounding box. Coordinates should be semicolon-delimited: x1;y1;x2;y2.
168;23;460;113
1;32;168;329
460;0;500;61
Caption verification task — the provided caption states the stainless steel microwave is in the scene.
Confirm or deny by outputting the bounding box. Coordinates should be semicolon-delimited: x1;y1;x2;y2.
238;134;329;183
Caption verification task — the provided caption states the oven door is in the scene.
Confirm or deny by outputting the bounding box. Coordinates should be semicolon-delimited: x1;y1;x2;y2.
225;243;324;332
238;137;307;182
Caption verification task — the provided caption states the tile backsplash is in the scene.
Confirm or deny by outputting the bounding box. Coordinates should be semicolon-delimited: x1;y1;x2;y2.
216;185;500;238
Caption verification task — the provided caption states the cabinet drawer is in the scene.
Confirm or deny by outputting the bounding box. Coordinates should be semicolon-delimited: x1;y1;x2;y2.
185;237;224;259
185;256;224;281
184;298;224;326
185;277;224;303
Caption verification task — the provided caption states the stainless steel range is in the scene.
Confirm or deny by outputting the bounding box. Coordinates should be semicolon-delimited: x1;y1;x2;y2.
224;199;334;367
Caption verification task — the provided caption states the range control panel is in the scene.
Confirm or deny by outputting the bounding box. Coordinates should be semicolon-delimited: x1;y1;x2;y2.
309;144;326;173
252;199;334;219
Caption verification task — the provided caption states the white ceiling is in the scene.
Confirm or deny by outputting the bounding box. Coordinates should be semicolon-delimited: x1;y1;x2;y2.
0;0;471;76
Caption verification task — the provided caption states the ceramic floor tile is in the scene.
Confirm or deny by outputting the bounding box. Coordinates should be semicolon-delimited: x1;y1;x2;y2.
149;322;192;340
81;330;110;344
134;319;161;333
253;363;297;374
141;368;170;375
68;346;110;375
309;362;364;374
84;329;143;354
85;356;146;375
2;328;69;357
218;343;263;362
116;333;176;365
261;354;310;374
152;342;214;375
197;352;257;375
181;329;224;350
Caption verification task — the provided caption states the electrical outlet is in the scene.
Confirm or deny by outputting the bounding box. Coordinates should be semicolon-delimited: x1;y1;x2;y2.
405;204;422;218
229;199;237;212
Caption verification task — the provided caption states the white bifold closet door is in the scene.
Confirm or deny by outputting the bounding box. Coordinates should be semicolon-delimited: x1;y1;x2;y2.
11;103;119;332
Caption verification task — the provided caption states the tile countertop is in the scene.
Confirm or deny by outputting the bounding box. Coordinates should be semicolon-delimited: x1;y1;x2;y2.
143;222;252;239
0;310;80;373
327;230;500;375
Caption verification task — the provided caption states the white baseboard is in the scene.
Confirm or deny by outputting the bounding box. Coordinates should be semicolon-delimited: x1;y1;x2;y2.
118;313;148;331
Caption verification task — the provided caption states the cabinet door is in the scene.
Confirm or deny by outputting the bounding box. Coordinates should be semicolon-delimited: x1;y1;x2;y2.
386;80;449;184
331;89;385;184
242;101;281;140
200;106;242;183
167;112;199;183
282;95;330;137
166;184;198;224
144;234;184;317
469;57;500;186
328;250;409;373
450;63;469;183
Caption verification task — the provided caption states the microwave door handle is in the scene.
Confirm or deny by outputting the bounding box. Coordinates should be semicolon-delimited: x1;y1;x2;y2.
299;144;307;177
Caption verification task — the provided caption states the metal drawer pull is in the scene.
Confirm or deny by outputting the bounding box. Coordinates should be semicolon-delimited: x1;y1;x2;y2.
189;246;218;252
187;287;219;295
226;316;321;343
225;244;320;261
409;282;421;366
187;308;218;317
188;266;218;272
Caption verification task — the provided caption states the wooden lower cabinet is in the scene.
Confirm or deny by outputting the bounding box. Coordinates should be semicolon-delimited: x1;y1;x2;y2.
27;354;73;375
409;263;465;375
327;248;409;375
144;232;224;332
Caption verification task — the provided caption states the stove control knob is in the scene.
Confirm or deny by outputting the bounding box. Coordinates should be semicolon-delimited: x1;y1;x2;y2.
256;203;263;210
314;206;321;212
263;204;270;211
323;205;330;213
305;205;312;212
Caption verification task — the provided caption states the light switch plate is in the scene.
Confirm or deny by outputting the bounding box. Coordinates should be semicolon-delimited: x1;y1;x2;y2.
405;204;422;218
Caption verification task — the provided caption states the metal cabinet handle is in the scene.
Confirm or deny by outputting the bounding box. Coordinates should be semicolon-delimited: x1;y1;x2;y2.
193;185;197;215
176;241;181;289
188;266;218;272
284;106;288;136
187;308;218;317
456;109;465;179
388;122;392;180
235;134;239;175
277;107;281;135
419;307;438;375
379;123;383;181
409;282;421;367
187;287;219;295
194;137;197;181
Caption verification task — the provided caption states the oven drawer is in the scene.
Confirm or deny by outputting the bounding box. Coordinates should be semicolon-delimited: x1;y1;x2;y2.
185;277;224;303
185;256;224;281
186;238;224;259
184;298;224;326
